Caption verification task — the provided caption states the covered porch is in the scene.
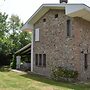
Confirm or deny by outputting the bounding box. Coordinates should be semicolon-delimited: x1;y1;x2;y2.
15;43;31;71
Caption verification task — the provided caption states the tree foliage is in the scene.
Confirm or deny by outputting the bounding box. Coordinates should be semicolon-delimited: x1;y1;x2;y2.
8;15;31;53
0;12;31;65
0;13;8;38
0;12;9;54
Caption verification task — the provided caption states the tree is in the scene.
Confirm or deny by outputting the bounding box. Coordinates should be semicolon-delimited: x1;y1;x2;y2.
8;15;31;68
9;15;22;32
18;31;32;48
0;13;31;66
0;13;31;55
8;15;31;54
0;12;8;54
8;15;22;41
8;15;22;53
0;12;11;65
0;12;8;38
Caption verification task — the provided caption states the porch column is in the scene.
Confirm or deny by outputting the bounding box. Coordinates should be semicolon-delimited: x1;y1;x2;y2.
31;30;34;72
16;56;21;69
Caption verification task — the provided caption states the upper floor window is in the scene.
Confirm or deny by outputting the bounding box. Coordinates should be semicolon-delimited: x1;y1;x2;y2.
35;28;39;41
67;19;71;37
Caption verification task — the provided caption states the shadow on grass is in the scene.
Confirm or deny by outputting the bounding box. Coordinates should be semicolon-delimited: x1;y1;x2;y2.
20;73;90;90
0;66;10;72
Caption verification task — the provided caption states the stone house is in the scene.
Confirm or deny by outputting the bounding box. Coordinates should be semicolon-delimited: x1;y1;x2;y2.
21;1;90;81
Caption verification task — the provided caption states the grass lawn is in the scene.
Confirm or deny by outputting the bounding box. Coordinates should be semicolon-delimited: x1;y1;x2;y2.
0;68;90;90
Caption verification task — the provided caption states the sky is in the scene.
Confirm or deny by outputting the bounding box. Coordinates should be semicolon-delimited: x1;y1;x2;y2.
0;0;90;23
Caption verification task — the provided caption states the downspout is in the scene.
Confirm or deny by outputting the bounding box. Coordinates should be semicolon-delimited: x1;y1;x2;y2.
31;28;34;72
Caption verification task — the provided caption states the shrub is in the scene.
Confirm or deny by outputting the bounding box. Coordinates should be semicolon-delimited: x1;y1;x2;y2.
0;53;11;66
52;66;78;81
0;66;10;72
10;56;16;69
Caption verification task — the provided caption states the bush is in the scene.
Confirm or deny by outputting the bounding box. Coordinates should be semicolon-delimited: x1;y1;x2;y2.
0;54;11;66
52;66;78;81
10;56;16;69
0;66;10;72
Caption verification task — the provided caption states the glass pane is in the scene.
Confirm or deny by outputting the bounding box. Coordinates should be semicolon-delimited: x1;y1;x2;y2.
43;54;46;67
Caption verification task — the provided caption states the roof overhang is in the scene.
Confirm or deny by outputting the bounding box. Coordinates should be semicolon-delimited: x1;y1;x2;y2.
21;3;90;31
21;23;33;32
66;4;90;21
15;43;31;55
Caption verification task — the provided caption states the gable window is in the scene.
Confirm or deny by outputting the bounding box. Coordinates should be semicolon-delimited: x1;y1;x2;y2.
35;28;39;41
84;54;88;70
67;19;71;37
55;14;58;18
35;54;46;67
43;18;46;22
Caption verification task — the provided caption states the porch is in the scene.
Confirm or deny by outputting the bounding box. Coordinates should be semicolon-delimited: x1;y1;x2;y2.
15;43;31;71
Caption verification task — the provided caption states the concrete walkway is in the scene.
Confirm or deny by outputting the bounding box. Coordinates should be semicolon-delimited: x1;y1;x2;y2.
11;69;26;74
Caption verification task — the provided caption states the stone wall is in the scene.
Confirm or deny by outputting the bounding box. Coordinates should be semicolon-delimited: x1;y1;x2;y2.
33;9;90;81
73;17;90;80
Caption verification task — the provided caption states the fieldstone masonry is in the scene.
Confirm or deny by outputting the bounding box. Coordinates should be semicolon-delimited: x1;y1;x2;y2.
33;9;90;81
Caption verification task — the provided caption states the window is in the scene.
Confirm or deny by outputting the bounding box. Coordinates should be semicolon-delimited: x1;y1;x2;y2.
35;28;39;41
43;18;46;22
43;54;46;67
55;14;58;18
67;19;71;37
35;54;38;66
35;54;46;67
39;54;42;66
84;54;88;70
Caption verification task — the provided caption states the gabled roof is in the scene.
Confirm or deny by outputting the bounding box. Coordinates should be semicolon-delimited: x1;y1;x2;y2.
21;3;90;31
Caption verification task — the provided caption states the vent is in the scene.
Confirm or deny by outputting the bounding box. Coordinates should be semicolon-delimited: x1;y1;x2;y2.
60;0;68;3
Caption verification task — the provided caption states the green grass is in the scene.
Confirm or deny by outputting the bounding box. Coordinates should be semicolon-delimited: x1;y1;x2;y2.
0;68;90;90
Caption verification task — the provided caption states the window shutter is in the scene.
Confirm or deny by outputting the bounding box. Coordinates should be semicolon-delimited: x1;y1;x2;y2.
35;28;39;41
